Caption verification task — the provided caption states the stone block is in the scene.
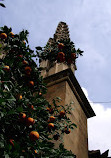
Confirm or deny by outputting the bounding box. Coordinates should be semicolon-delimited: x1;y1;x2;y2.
40;60;75;78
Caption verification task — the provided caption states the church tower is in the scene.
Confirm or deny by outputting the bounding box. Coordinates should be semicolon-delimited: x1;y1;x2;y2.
40;22;95;158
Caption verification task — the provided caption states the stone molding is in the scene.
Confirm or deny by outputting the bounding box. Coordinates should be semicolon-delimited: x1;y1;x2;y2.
44;68;95;118
40;60;76;78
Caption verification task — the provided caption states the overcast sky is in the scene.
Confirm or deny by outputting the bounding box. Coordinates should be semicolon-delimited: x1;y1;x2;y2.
0;0;111;156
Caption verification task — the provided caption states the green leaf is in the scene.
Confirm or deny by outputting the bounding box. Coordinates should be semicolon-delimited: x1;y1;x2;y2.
36;46;42;50
0;98;5;104
72;123;77;128
4;154;9;158
7;109;15;115
16;106;23;112
0;43;3;48
0;111;4;117
0;3;6;8
4;84;9;91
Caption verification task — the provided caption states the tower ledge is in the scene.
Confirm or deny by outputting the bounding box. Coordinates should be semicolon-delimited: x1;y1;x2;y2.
44;68;95;118
40;60;76;78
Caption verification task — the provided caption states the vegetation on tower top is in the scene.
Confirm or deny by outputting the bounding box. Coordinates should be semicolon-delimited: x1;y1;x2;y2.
36;21;83;66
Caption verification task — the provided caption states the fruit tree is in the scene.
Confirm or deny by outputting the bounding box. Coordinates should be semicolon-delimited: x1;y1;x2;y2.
0;26;77;158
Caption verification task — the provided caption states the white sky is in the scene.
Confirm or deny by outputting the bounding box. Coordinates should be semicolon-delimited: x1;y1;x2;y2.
1;0;111;156
83;87;111;156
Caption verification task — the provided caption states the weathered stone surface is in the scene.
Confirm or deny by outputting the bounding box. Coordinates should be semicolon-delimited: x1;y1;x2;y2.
64;81;88;158
43;68;95;158
40;60;75;78
40;20;95;158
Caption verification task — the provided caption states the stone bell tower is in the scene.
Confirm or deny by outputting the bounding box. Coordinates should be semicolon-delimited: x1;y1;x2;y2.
40;22;95;158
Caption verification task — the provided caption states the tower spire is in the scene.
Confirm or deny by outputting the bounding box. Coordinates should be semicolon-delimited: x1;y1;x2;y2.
46;21;70;46
54;21;70;42
39;21;83;77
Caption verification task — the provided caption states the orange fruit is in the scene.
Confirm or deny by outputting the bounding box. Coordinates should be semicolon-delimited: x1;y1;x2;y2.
57;52;65;58
22;60;28;65
46;107;50;111
46;107;54;114
16;94;22;100
39;92;42;96
10;32;14;37
25;66;32;74
3;65;10;71
19;95;22;99
19;113;26;122
57;52;65;62
34;150;37;154
19;112;26;118
28;105;34;110
65;128;71;134
27;104;34;110
49;116;55;122
29;81;34;87
71;53;76;60
30;105;34;110
26;117;35;126
9;139;14;146
23;41;26;45
18;55;23;58
48;123;54;129
0;33;7;39
60;111;65;117
29;131;39;141
58;43;64;49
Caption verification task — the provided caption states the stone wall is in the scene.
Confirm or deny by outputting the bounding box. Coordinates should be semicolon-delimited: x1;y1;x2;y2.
45;78;88;158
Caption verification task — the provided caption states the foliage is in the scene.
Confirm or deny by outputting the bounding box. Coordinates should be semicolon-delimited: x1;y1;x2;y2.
36;38;83;65
0;26;76;158
0;0;6;8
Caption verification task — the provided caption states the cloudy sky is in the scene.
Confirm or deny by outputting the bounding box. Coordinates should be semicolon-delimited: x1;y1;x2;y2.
1;0;111;156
